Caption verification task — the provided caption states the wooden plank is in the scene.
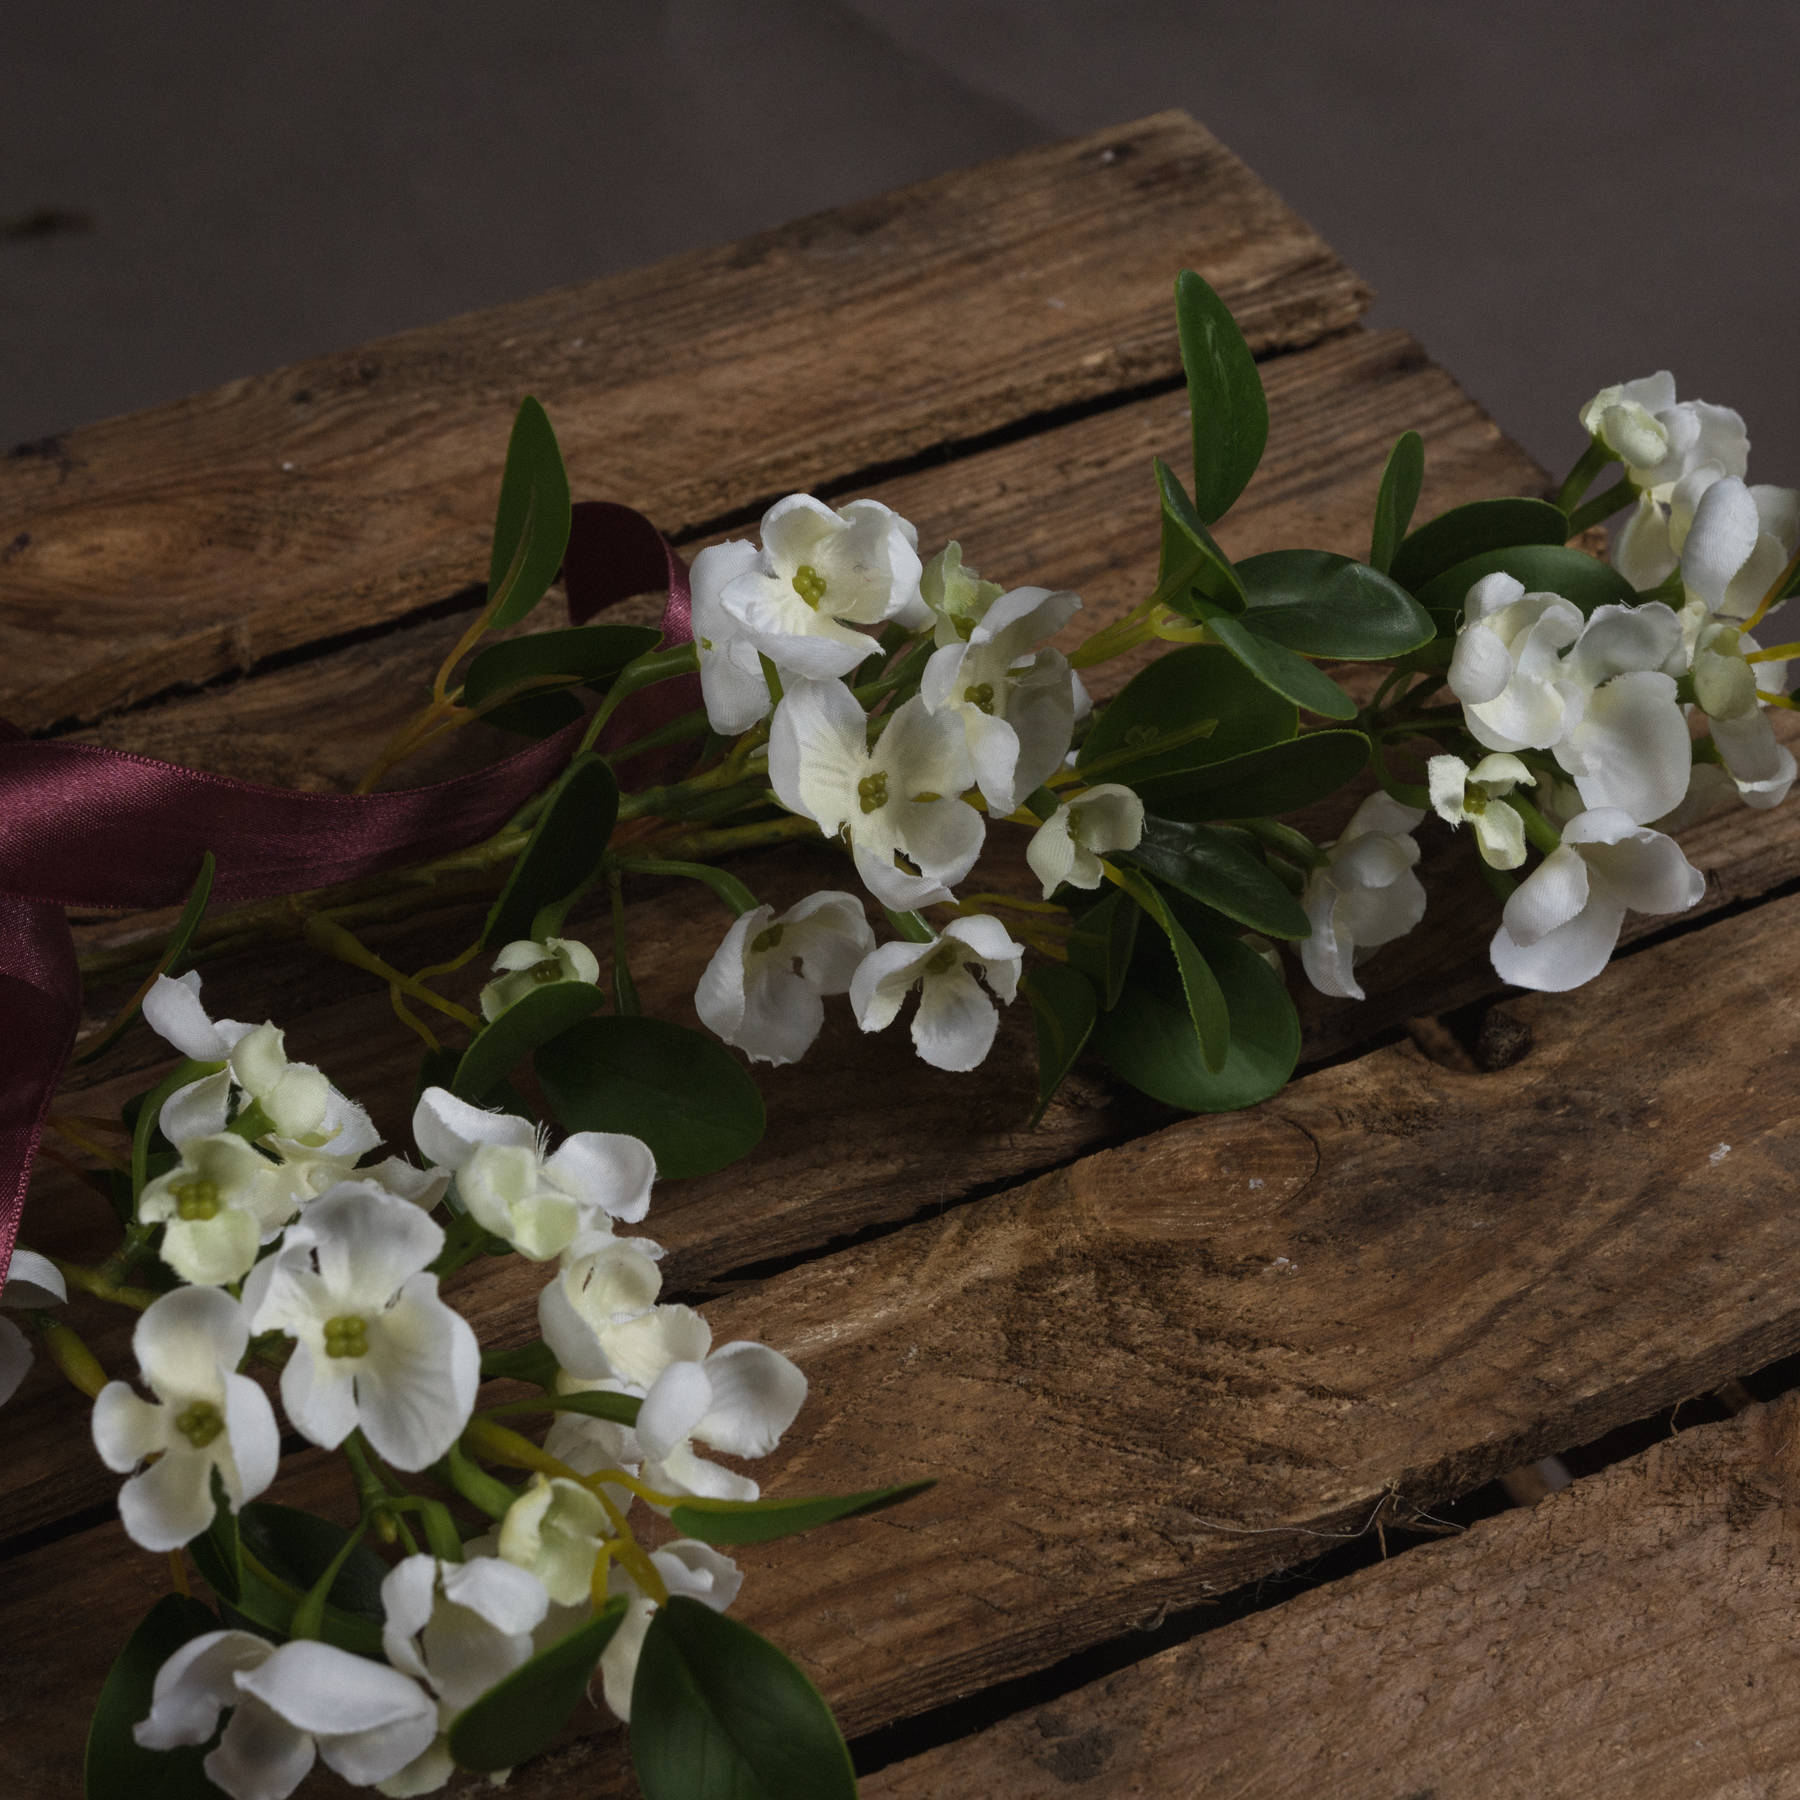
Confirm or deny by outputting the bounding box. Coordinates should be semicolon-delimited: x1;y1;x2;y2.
866;1396;1800;1798
0;111;1371;733
7;882;1800;1798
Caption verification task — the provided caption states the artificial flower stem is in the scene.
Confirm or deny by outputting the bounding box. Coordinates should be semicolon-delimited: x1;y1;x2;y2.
303;916;482;1030
1564;477;1637;538
34;1316;108;1399
616;858;759;917
881;907;938;945
1239;817;1329;870
1744;643;1800;663
576;643;701;757
167;1552;190;1598
1509;794;1564;856
50;1258;158;1312
434;1444;522;1521
1553;435;1618;513
1742;541;1800;634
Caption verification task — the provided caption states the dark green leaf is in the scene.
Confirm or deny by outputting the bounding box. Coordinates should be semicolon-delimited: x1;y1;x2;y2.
208;1504;388;1655
1066;888;1141;1011
631;1598;857;1800
85;1594;227;1800
1126;817;1311;940
1154;459;1246;613
1175;269;1268;524
453;980;603;1103
487;397;574;630
449;1598;629;1774
1238;550;1435;660
1388;497;1569;592
669;1480;936;1547
77;855;215;1066
537;1016;765;1179
483;753;619;948
478;1338;562;1388
1097;926;1300;1113
188;1481;240;1605
1078;645;1294;786
463;625;664;736
481;1389;645;1427
1134;729;1370;821
1368;430;1425;574
1202;610;1359;721
1020;966;1100;1124
1108;868;1230;1073
1415;543;1639;628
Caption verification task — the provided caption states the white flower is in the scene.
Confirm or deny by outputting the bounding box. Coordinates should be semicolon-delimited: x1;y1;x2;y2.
243;1183;478;1470
718;495;923;680
542;1369;646;1480
1299;792;1427;1001
135;1630;437;1800
412;1088;653;1262
920;541;1005;648
498;1474;611;1606
376;1553;550;1795
1676;474;1800;621
596;1541;743;1723
1026;784;1145;895
538;1237;675;1386
919;585;1082;812
478;936;600;1022
0;1248;65;1408
849;914;1024;1072
769;680;982;909
1489;808;1705;991
691;538;774;734
137;1134;298;1286
1427;752;1537;870
92;1287;279;1551
1690;616;1796;809
1447;573;1587;753
694;890;873;1065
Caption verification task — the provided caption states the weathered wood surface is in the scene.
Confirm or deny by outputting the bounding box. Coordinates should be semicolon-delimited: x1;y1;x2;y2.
7;886;1799;1798
867;1395;1800;1799
0;110;1370;733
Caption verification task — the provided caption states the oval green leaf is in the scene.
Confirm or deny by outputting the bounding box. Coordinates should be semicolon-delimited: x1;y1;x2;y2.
630;1598;857;1800
1096;927;1300;1114
463;623;666;737
487;396;574;630
85;1594;226;1800
1176;269;1268;524
669;1480;937;1547
1066;887;1141;1011
1202;610;1359;720
449;1597;629;1774
1020;965;1100;1124
1108;867;1230;1073
209;1503;389;1656
536;1016;765;1179
1388;496;1569;592
483;752;619;948
1126;817;1311;940
1154;458;1247;613
1369;430;1425;574
1415;542;1639;626
1238;550;1435;660
1134;728;1370;821
1078;645;1295;786
453;980;603;1103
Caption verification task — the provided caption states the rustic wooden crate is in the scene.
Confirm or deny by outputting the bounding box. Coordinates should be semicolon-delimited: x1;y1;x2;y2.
4;111;1799;1799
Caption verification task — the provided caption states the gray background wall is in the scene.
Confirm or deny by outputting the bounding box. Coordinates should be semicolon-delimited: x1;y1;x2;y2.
4;1;1796;488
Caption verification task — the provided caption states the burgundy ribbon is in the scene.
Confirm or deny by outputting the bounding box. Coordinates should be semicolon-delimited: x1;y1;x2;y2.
0;502;691;1288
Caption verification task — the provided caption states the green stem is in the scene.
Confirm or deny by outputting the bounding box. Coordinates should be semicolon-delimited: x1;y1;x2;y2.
654;813;823;861
1566;477;1636;538
1509;794;1563;856
1238;817;1329;870
303;917;481;1030
576;644;700;757
882;907;938;944
618;858;759;916
1554;435;1618;512
609;871;640;1015
51;1258;158;1312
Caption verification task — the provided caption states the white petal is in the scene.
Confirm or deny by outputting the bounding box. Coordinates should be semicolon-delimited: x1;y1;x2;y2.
546;1132;656;1225
411;1088;536;1171
782;891;876;993
222;1372;281;1503
598;1594;656;1723
1612;496;1679;592
1681;476;1761;612
143;972;236;1061
1574;822;1706;916
693;1342;807;1458
1490;896;1626;992
205;1695;317;1800
242;1637;438;1741
439;1554;552;1637
307;1184;446;1310
379;1556;441;1683
912;964;999;1071
3;1247;66;1309
136;1283;246;1398
653;1540;744;1612
963;706;1024;814
1427;754;1471;822
120;1446;220;1550
694;909;760;1044
280;1340;360;1451
1026;808;1080;897
156;1209;264;1288
1472;802;1528;870
355;1274;479;1470
0;1316;31;1407
599;1304;712;1391
1447;622;1513;706
874;694;975;801
1566;602;1683;686
1713;709;1798;807
92;1381;167;1471
160;1070;234;1146
636;1359;714;1461
1501;844;1591;946
767;678;869;828
1555;671;1691;824
1463;571;1526;623
849;941;930;1033
135;1630;271;1750
1342;791;1426;841
850;840;957;911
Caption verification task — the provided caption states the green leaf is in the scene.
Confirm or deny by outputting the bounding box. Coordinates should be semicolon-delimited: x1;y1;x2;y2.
1175;269;1268;524
1415;542;1639;627
1368;430;1425;574
463;624;664;736
85;1594;226;1800
481;1389;645;1427
631;1598;857;1800
669;1480;936;1547
77;854;215;1066
1154;459;1247;613
1202;609;1359;721
1134;729;1370;821
453;980;603;1103
479;1338;562;1388
187;1482;240;1605
1020;966;1100;1124
1388;497;1569;592
1126;817;1311;940
1107;868;1230;1074
487;396;574;631
1237;550;1435;660
1078;644;1294;786
132;1059;221;1202
1065;888;1141;1011
206;1504;389;1656
483;753;619;948
449;1598;629;1774
1097;924;1301;1113
537;1016;765;1179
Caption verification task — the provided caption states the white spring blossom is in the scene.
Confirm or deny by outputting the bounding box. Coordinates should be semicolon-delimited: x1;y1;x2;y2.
92;1285;279;1551
1489;807;1705;991
691;537;774;735
137;1133;300;1288
1427;753;1537;870
135;1631;437;1800
770;680;982;908
1690;617;1795;808
849;914;1025;1073
1448;574;1587;754
592;1541;743;1723
920;541;1005;647
1026;784;1145;896
243;1183;478;1470
412;1088;653;1262
478;936;600;1022
1299;792;1427;1002
0;1247;65;1408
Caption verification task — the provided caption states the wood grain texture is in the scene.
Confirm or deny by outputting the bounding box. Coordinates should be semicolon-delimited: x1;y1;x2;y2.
8;886;1799;1799
867;1396;1800;1799
0;110;1371;732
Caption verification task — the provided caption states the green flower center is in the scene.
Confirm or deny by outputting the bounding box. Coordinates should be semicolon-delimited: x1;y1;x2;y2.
924;944;959;976
857;772;889;815
962;682;996;714
173;1180;221;1222
528;958;564;984
750;923;785;955
324;1315;371;1359
791;563;828;609
175;1400;224;1449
